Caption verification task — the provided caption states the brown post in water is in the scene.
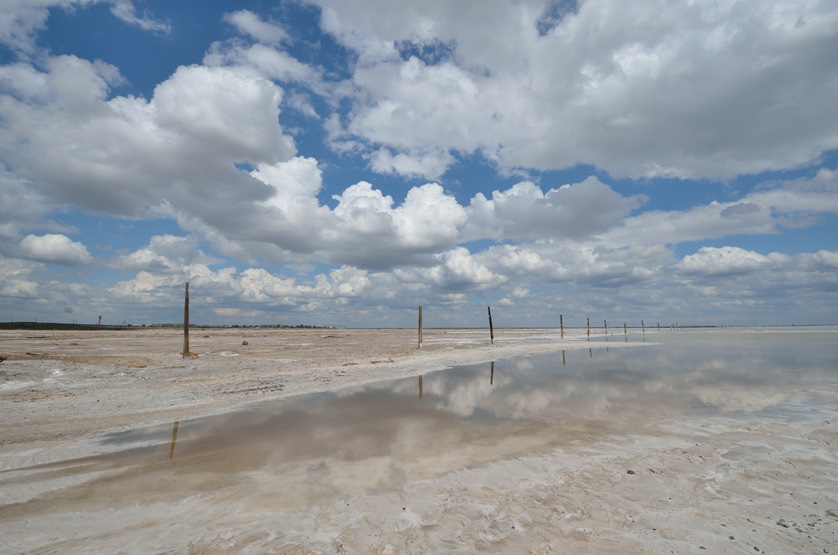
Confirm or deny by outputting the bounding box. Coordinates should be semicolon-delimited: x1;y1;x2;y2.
182;282;190;359
624;322;628;342
560;314;564;339
604;319;608;343
418;306;423;349
487;306;494;344
587;317;590;341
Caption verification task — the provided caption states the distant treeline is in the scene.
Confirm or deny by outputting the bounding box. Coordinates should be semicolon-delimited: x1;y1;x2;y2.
0;322;129;331
0;322;333;330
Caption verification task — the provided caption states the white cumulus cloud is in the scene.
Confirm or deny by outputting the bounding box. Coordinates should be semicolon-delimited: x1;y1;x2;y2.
678;246;774;277
313;0;838;179
19;234;92;265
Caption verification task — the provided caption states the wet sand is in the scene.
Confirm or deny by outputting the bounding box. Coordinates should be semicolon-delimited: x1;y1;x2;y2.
1;327;837;553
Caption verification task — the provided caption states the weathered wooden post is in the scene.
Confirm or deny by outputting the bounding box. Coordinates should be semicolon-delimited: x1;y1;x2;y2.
182;282;190;359
604;319;608;343
624;322;628;342
560;314;564;339
418;306;423;349
587;317;590;342
487;306;494;344
641;320;646;342
97;315;102;326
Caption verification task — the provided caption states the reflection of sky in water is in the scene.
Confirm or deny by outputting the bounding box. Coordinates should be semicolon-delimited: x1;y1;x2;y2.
101;327;838;461
7;328;836;517
386;327;838;422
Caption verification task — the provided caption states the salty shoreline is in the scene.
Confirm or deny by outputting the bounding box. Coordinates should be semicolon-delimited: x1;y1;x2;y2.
2;327;837;554
0;327;601;452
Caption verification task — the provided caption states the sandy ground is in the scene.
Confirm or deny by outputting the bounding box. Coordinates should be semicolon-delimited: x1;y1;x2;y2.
1;327;837;554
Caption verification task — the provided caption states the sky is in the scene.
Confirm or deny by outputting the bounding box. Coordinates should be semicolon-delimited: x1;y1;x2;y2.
0;0;837;328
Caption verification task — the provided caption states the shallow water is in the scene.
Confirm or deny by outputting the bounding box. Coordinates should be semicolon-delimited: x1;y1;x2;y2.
2;327;837;551
85;328;834;469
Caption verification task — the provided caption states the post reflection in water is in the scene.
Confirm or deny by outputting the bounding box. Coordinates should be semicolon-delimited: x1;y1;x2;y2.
169;420;179;460
490;361;494;385
562;350;566;365
418;375;423;399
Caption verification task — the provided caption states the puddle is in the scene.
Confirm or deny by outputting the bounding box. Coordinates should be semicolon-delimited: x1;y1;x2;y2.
2;327;837;551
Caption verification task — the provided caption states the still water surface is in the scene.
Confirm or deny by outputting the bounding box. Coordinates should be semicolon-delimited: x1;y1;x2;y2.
101;327;838;488
6;327;838;516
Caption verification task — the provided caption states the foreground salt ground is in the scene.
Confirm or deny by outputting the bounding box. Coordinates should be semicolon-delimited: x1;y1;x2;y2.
1;327;837;553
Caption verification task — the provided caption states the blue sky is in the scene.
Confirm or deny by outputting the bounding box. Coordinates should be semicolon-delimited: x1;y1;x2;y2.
1;0;837;327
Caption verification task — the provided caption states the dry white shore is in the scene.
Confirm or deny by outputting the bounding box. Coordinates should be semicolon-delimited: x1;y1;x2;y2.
1;327;836;554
